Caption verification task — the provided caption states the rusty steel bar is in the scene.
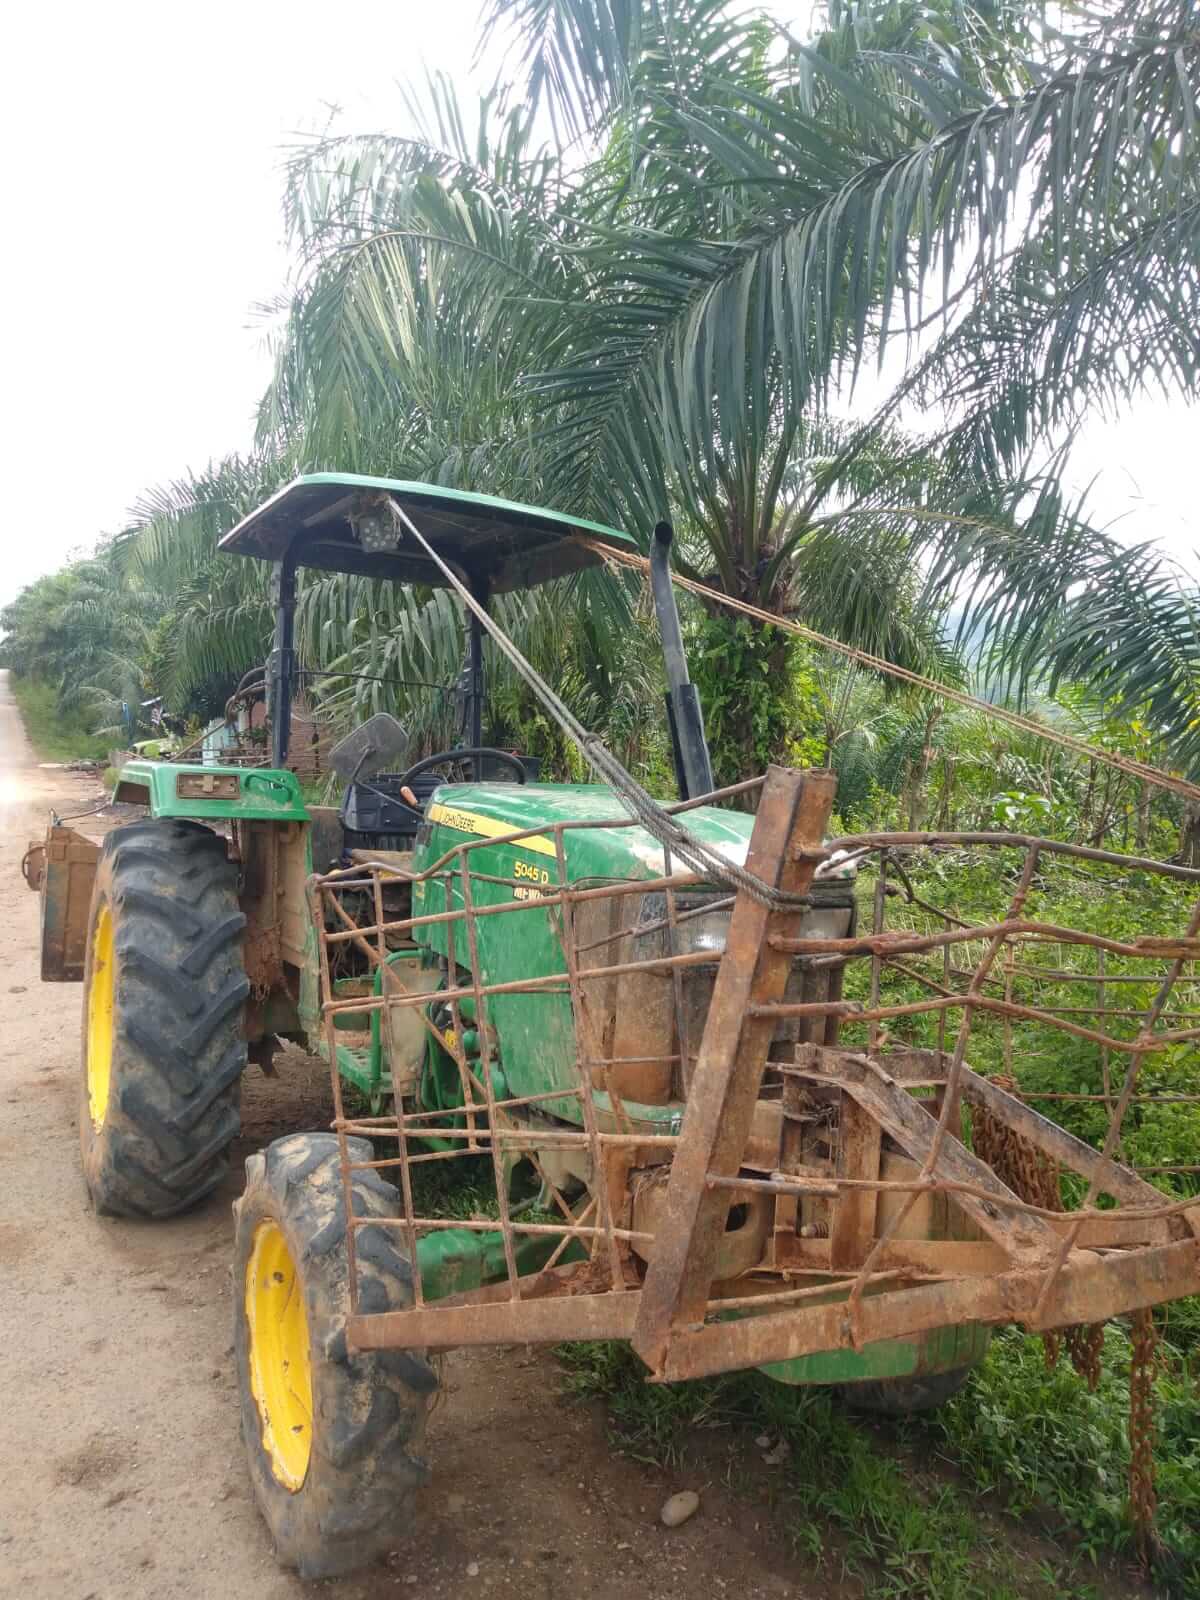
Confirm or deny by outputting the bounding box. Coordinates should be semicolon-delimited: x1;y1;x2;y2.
1097;947;1117;1149
370;867;431;1268
1017;1091;1200;1104
846;842;1044;1332
350;1214;655;1243
457;850;523;1298
346;1234;1200;1368
707;1166;1198;1231
348;1289;642;1352
318;866;716;947
541;1195;598;1273
632;767;837;1376
308;879;368;1314
554;827;627;1287
825;831;1200;883
1032;895;1200;1319
900;956;1200;988
573;894;736;958
662;843;695;1095
772;917;1200;962
650;1238;1200;1383
320;944;719;1014
336;1127;683;1149
443;874;484;1151
755;992;1191;1055
868;859;887;1052
343;1083;585;1126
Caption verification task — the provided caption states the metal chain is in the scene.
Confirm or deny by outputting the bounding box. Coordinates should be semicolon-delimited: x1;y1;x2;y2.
1065;1322;1105;1392
973;1076;1108;1377
975;1074;1062;1212
977;1079;1161;1560
1129;1307;1160;1567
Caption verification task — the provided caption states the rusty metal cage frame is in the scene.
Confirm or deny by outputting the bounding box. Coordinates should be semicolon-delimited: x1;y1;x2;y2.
308;766;1200;1384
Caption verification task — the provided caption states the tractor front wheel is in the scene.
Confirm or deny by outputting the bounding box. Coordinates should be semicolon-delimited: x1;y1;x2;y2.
80;818;249;1217
234;1134;438;1578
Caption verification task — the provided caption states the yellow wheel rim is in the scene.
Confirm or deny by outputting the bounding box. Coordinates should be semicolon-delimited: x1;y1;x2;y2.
245;1221;314;1490
86;905;115;1128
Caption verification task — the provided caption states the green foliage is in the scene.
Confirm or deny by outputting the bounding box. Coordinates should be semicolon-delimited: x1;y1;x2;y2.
690;616;824;785
9;674;112;762
922;1327;1200;1593
0;552;165;740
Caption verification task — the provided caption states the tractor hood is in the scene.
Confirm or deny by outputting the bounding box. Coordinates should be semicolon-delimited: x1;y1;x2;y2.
422;783;857;887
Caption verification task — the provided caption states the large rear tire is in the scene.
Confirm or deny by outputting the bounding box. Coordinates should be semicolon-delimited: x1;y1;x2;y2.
234;1134;437;1578
80;818;249;1217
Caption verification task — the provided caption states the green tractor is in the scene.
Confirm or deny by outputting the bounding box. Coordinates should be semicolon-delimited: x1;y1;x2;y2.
33;477;994;1577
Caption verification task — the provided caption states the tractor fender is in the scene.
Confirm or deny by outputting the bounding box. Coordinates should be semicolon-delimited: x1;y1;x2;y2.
111;758;309;822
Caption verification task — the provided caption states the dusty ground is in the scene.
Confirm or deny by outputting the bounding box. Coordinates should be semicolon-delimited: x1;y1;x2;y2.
0;671;815;1600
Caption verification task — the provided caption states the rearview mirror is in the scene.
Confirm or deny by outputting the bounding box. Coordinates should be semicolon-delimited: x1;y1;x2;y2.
329;713;409;782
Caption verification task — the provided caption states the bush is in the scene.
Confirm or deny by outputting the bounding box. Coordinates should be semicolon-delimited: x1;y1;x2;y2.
10;674;111;762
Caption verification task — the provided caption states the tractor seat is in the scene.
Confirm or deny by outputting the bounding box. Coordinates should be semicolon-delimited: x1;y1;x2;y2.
340;772;442;854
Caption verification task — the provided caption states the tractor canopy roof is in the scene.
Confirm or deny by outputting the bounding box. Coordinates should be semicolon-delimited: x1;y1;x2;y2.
218;473;636;593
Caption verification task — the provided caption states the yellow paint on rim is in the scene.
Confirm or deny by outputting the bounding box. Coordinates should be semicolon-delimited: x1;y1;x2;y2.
86;904;115;1128
245;1221;313;1490
426;802;556;858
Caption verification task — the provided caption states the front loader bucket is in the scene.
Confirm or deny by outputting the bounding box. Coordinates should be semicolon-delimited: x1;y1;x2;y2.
28;824;100;981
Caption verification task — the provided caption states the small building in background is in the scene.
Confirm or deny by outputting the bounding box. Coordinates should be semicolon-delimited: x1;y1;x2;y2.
201;693;331;780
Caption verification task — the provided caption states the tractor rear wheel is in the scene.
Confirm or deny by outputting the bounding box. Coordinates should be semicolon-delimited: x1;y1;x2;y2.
234;1133;438;1578
80;818;249;1217
835;1365;975;1415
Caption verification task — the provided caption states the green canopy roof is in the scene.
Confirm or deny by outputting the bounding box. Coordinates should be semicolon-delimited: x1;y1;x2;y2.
218;474;637;593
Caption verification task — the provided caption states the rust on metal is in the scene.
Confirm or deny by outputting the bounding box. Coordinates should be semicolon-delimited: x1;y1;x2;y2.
630;766;838;1373
36;824;99;981
302;789;1199;1421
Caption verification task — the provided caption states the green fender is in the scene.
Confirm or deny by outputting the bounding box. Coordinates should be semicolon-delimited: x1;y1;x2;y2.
112;759;309;823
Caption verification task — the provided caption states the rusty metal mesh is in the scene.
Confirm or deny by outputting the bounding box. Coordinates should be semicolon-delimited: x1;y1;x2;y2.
310;779;1200;1378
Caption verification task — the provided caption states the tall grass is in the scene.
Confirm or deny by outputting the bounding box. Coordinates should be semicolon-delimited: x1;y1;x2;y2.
9;673;111;762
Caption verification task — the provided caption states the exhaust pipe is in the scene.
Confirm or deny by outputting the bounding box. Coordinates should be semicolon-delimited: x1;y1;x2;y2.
650;521;715;801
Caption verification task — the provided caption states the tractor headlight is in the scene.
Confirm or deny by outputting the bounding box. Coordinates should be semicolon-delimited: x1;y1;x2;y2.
673;909;729;957
631;891;730;962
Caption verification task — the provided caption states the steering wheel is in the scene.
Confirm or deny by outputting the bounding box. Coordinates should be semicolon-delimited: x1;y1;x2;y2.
394;746;528;790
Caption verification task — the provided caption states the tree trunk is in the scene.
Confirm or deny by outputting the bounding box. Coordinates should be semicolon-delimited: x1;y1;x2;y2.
904;708;941;832
1089;769;1116;846
1134;781;1151;853
1179;800;1200;867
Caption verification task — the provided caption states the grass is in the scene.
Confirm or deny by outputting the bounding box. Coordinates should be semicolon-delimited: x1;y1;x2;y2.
556;1330;1197;1599
921;1326;1200;1593
10;674;111;763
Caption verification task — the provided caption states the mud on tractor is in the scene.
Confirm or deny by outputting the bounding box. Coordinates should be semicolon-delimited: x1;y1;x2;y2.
26;476;1200;1577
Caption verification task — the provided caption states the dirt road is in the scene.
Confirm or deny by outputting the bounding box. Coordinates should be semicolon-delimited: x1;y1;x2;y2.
0;671;808;1600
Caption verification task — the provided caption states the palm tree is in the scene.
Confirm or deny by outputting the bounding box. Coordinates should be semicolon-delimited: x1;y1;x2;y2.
263;13;1062;782
109;1;1200;789
474;0;1200;765
0;546;169;739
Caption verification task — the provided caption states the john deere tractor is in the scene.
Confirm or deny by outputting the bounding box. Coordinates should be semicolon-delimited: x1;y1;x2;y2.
31;477;991;1578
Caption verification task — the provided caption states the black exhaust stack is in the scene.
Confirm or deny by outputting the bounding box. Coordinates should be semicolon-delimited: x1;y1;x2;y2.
650;521;715;801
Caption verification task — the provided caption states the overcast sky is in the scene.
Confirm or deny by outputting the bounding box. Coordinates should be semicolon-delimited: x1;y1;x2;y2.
1;0;1194;613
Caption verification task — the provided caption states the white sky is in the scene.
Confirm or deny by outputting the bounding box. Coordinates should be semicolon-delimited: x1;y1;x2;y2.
0;0;1194;612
